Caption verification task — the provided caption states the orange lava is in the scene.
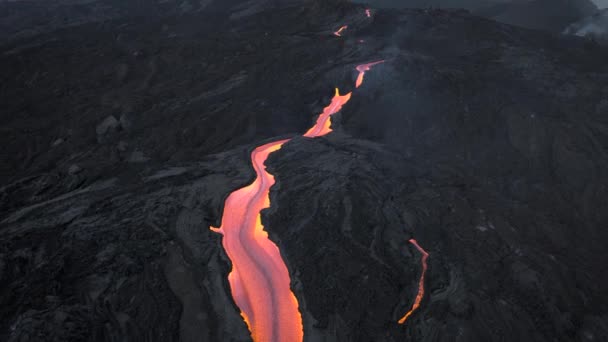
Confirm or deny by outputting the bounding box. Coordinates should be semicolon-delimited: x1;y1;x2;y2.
303;88;352;138
334;25;348;36
398;238;429;324
211;140;303;342
365;8;371;17
212;64;379;341
355;60;385;88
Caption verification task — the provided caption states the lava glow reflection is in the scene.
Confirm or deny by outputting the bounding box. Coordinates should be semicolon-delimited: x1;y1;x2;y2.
398;239;429;324
334;25;348;36
355;60;385;88
211;140;303;342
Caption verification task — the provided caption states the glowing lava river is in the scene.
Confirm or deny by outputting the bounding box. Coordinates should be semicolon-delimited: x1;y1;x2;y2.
211;138;300;342
210;60;380;341
209;23;421;341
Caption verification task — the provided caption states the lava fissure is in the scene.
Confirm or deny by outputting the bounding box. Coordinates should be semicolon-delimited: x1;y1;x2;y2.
398;238;429;325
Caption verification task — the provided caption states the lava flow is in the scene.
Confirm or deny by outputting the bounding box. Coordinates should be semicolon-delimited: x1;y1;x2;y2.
211;140;303;342
398;238;429;324
304;88;352;137
355;60;385;88
334;25;348;36
211;88;354;341
211;50;384;341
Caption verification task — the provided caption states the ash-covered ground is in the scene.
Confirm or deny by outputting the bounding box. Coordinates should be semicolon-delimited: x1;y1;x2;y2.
1;0;608;341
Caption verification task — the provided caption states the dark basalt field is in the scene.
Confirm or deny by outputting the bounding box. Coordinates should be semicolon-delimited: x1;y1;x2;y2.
1;0;608;341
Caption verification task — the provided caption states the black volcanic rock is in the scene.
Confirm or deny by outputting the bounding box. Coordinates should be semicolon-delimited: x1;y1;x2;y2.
0;0;309;44
1;1;608;342
475;0;598;32
355;0;599;32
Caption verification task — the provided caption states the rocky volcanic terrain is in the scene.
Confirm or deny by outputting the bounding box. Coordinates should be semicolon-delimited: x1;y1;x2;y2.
356;0;599;33
1;0;608;341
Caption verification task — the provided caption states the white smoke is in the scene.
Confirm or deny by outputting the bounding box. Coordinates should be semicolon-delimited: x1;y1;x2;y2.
592;0;608;9
564;9;608;38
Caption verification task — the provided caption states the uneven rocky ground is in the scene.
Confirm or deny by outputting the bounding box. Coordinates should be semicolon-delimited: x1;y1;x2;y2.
355;0;599;33
2;1;608;341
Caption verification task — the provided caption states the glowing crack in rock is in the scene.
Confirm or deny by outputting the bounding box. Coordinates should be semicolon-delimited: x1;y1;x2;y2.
355;60;385;88
303;88;352;138
334;25;348;36
211;140;302;342
398;238;429;324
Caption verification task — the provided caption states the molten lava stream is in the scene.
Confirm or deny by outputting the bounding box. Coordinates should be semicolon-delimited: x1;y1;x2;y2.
398;238;429;324
334;25;348;36
211;140;303;342
355;60;385;88
304;88;351;137
211;60;383;341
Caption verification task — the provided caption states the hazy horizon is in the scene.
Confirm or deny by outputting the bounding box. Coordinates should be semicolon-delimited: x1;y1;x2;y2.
593;0;608;8
356;0;607;9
